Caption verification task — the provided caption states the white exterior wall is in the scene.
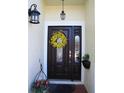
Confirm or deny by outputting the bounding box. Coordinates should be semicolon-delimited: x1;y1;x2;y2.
28;0;45;93
84;0;95;93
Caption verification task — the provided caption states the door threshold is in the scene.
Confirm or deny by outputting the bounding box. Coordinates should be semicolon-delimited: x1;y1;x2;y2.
48;79;83;85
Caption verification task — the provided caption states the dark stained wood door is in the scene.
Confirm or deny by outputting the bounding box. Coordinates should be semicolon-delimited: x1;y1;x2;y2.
47;26;82;80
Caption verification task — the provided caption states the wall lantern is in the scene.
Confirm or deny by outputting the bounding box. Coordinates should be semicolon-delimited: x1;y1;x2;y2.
28;4;40;24
60;0;66;20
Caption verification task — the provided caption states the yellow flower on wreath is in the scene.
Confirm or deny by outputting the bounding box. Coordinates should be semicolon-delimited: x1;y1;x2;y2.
50;32;67;48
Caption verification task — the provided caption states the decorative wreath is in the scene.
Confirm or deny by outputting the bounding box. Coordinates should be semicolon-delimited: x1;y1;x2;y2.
50;32;67;48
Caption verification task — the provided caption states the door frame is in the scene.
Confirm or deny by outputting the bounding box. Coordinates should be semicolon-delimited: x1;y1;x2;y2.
44;21;85;84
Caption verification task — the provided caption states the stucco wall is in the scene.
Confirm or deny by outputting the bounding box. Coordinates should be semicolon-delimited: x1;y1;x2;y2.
28;0;45;93
84;0;95;93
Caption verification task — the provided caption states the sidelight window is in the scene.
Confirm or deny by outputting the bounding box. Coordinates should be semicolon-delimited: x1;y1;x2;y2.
75;35;80;63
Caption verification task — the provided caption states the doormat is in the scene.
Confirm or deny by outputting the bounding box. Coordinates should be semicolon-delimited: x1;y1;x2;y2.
48;84;88;93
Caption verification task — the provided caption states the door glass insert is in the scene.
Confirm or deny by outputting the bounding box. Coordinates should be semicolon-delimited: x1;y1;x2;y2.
75;35;80;63
56;48;63;62
56;37;63;63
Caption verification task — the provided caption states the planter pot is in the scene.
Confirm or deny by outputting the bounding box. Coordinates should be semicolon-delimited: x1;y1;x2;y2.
82;60;90;69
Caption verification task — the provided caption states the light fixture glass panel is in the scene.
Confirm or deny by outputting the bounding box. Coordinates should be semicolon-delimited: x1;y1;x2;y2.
60;11;66;20
34;15;38;21
31;15;35;21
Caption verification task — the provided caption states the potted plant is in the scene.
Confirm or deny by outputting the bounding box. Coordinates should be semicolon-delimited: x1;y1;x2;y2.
82;54;91;69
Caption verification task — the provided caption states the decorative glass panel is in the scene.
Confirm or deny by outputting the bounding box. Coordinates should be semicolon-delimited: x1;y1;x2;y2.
75;35;80;63
56;36;63;63
56;48;63;62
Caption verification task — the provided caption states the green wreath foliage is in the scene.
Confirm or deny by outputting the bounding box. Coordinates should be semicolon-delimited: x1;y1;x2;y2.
50;32;67;48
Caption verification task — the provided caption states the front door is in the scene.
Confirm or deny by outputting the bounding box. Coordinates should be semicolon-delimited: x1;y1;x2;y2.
47;26;82;80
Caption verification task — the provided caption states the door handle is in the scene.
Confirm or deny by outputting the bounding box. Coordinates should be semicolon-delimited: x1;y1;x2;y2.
69;50;71;63
69;50;71;58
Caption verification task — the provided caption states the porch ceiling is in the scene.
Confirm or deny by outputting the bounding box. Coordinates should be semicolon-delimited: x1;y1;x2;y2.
45;0;86;5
